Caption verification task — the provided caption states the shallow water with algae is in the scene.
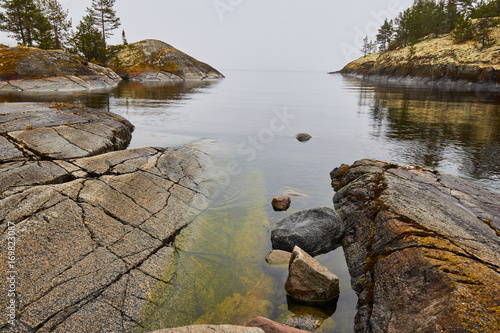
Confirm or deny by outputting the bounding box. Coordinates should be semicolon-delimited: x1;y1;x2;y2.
139;167;274;331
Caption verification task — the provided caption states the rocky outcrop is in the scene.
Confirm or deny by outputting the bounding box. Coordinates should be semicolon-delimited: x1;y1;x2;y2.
0;102;133;163
337;27;500;89
149;325;264;333
285;246;340;303
271;207;343;256
107;39;224;81
0;103;211;332
331;159;500;332
0;46;121;91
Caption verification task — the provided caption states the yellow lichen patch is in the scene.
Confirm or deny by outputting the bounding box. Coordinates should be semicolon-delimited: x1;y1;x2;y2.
0;47;35;75
50;102;86;110
423;248;500;331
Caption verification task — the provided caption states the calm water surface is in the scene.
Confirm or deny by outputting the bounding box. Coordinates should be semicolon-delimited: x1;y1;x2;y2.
3;71;500;332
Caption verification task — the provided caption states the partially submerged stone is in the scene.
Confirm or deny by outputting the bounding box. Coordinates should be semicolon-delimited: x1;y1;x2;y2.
272;195;291;211
285;246;340;303
271;207;343;256
295;133;312;142
0;46;121;91
331;159;500;332
265;250;292;265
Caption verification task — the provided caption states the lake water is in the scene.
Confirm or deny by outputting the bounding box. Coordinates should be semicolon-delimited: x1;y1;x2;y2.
3;70;500;332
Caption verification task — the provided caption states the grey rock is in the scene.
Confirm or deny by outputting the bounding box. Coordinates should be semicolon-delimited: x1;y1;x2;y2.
295;133;312;142
0;102;133;163
332;159;500;333
0;103;212;332
271;207;343;256
285;246;340;302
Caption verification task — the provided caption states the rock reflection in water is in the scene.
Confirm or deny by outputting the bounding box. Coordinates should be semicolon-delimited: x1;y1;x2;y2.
349;77;500;186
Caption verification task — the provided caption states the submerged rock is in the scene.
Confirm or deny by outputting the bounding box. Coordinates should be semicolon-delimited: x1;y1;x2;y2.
245;317;309;333
331;159;500;332
265;250;292;265
107;39;224;81
0;46;121;91
271;207;343;256
149;325;264;333
285;246;340;303
272;195;291;211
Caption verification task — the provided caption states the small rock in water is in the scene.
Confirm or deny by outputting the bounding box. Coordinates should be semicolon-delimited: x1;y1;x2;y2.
285;246;340;302
296;133;312;142
265;250;292;265
272;195;291;211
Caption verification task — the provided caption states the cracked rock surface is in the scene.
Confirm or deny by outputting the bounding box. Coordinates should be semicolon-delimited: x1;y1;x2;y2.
0;46;122;92
331;159;500;333
0;103;211;332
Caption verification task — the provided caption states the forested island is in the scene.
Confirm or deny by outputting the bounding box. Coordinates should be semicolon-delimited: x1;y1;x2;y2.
337;0;500;88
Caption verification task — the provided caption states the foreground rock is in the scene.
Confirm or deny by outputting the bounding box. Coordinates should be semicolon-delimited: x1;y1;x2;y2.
0;46;121;91
285;246;340;303
149;325;264;333
331;159;500;332
245;317;309;333
271;207;343;256
108;39;224;81
0;104;211;332
265;250;292;266
336;26;500;89
0;102;133;164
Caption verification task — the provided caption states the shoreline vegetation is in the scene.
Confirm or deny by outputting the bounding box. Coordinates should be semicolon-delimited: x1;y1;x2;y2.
334;0;500;91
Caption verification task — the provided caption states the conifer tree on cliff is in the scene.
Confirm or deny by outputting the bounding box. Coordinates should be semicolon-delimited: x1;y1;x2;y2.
35;0;72;50
0;0;50;47
88;0;121;47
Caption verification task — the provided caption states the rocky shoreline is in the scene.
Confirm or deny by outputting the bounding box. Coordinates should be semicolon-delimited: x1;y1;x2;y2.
0;103;211;332
331;159;500;332
335;27;500;92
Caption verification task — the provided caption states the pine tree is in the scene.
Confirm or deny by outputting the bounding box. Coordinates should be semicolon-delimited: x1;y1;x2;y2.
87;0;120;46
377;19;394;51
121;29;127;45
35;0;72;49
0;0;49;47
71;14;106;63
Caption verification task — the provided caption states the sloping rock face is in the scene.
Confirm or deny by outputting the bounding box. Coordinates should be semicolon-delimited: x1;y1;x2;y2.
338;27;500;89
0;46;121;91
107;39;225;81
0;103;211;332
0;102;133;163
331;159;500;332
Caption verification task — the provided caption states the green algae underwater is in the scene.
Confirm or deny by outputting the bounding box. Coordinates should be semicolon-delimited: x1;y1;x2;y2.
138;167;276;331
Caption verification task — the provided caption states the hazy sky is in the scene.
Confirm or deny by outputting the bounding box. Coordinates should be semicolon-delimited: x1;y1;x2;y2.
0;0;414;72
